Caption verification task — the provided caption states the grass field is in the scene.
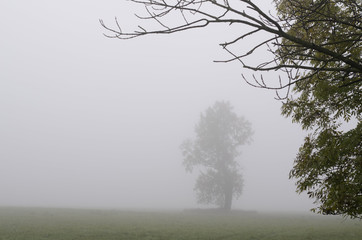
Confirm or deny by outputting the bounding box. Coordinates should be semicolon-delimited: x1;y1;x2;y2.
0;207;361;240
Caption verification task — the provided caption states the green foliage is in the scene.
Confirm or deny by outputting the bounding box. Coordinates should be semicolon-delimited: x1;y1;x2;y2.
290;124;362;218
180;101;252;209
277;0;362;218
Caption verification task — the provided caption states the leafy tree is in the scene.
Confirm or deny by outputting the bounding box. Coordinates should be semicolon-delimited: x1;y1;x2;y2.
277;0;362;218
180;101;252;210
101;1;362;218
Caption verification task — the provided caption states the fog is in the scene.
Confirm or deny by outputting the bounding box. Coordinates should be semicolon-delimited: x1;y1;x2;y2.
0;0;314;212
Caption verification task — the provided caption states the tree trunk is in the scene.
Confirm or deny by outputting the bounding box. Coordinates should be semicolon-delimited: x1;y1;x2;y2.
223;184;233;211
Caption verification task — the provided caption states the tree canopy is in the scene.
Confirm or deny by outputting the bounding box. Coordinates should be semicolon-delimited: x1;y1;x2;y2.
101;0;362;218
180;101;252;210
277;0;362;218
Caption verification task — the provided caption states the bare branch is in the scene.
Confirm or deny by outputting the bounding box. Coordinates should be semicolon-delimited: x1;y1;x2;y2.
100;0;362;99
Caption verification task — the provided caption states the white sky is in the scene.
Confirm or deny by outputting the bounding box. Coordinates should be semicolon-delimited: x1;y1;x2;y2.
0;0;314;212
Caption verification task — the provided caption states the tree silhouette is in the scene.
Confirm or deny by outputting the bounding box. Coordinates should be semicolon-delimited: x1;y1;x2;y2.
181;101;252;210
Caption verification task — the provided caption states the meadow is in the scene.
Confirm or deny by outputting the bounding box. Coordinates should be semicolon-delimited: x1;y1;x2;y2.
0;207;361;240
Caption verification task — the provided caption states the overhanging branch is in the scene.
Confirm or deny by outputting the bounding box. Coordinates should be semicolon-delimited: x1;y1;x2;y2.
100;0;362;99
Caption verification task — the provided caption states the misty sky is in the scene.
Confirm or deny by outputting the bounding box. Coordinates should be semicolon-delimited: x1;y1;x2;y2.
0;0;315;212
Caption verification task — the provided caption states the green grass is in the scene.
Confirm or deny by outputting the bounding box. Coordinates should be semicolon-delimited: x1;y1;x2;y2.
0;207;361;240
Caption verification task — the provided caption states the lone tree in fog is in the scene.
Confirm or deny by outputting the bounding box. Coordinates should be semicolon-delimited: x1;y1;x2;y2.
180;101;252;210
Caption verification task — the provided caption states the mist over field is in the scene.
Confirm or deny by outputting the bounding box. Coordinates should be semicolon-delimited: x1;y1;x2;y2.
0;0;315;212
